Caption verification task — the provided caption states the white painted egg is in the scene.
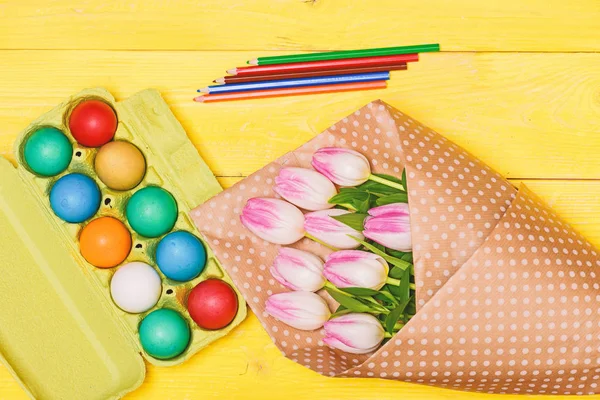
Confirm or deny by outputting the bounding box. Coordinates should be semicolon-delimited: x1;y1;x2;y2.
110;262;162;313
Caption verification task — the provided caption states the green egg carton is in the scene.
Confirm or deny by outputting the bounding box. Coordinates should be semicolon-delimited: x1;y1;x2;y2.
0;88;247;400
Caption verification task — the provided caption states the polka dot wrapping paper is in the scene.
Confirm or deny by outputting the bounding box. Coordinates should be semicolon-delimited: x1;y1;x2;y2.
190;100;600;395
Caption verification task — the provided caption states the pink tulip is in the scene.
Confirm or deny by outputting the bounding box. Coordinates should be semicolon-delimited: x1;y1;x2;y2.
270;247;325;292
324;250;389;290
265;291;331;331
323;313;385;354
240;198;305;245
304;209;364;249
311;147;371;187
363;203;412;252
274;167;337;211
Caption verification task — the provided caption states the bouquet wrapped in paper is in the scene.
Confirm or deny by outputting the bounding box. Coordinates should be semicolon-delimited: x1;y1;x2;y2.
191;101;600;395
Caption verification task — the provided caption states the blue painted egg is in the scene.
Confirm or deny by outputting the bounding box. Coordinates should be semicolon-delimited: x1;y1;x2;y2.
49;173;101;223
155;231;207;281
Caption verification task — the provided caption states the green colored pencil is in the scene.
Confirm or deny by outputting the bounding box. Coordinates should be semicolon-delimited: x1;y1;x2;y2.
248;43;440;65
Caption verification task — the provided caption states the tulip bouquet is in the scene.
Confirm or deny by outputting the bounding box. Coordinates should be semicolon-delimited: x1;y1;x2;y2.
239;147;416;354
192;101;600;394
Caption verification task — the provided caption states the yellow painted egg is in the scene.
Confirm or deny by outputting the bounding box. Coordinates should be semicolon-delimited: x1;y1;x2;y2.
94;141;146;191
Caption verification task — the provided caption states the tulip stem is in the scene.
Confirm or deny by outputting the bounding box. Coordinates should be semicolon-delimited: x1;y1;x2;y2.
384;332;393;338
368;174;405;191
305;233;339;251
385;277;401;286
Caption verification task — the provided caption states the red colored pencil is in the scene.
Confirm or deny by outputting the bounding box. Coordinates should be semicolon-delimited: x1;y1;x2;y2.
214;63;407;84
194;81;387;103
227;54;418;77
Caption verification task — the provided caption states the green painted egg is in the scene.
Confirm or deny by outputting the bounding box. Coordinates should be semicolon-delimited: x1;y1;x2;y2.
125;186;178;238
139;308;190;359
23;127;72;176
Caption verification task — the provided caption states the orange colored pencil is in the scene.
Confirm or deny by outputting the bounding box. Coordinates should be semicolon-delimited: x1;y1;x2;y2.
194;81;387;103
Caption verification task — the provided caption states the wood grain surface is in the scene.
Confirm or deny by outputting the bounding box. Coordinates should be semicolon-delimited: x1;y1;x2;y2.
0;1;599;399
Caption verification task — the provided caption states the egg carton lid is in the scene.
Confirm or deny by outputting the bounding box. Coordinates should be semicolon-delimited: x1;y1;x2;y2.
0;156;146;400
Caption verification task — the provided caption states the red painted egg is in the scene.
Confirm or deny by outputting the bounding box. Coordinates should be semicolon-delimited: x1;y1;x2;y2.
69;100;118;147
187;279;238;330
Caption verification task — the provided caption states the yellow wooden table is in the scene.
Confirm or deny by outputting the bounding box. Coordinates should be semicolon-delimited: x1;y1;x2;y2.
1;1;600;399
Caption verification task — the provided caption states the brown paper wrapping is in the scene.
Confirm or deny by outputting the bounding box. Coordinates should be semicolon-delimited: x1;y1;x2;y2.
190;101;600;395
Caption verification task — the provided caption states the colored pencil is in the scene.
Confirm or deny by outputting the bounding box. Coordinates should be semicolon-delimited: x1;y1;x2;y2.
248;43;439;65
214;64;407;84
229;54;418;77
194;81;387;103
198;71;390;94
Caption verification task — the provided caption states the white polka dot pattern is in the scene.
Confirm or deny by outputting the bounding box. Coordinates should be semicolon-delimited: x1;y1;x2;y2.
386;103;518;309
190;100;600;394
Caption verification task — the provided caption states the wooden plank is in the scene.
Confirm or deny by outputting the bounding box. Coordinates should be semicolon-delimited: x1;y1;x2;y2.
0;51;599;179
0;178;599;399
0;1;599;51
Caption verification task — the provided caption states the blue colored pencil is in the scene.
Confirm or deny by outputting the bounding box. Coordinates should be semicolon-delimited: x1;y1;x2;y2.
198;71;390;94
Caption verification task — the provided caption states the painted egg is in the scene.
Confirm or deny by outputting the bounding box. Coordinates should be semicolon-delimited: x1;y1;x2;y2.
139;309;190;359
69;100;118;147
95;141;146;191
110;262;162;313
80;216;132;268
126;186;178;238
23;127;72;176
156;231;206;281
49;173;101;223
187;279;238;330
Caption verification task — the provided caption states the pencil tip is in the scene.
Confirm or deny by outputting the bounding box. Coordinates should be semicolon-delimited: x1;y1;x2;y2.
226;68;237;75
193;96;206;102
248;59;258;65
215;77;225;84
199;88;209;93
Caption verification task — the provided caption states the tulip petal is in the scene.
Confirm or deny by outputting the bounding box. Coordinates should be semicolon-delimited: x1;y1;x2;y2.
323;313;384;354
324;250;388;290
274;167;336;211
270;247;325;292
363;203;412;251
311;147;371;187
265;292;331;331
304;209;364;249
240;198;305;245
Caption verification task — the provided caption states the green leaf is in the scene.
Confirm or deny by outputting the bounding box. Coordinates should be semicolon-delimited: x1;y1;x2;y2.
375;290;399;305
328;189;369;206
367;240;387;253
373;173;403;185
324;287;375;314
330;309;352;319
384;302;407;333
386;249;408;258
400;252;413;263
401;168;407;190
375;192;408;206
350;236;412;271
386;283;401;297
354;180;400;196
351;194;372;214
388;266;405;279
332;213;367;231
335;304;346;313
398;266;411;303
340;287;380;296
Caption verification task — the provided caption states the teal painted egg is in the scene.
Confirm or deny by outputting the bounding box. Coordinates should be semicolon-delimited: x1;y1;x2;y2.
125;186;178;238
139;309;190;359
23;127;72;176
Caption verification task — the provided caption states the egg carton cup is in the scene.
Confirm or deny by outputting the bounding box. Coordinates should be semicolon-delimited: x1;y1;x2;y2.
191;100;600;395
0;88;246;400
